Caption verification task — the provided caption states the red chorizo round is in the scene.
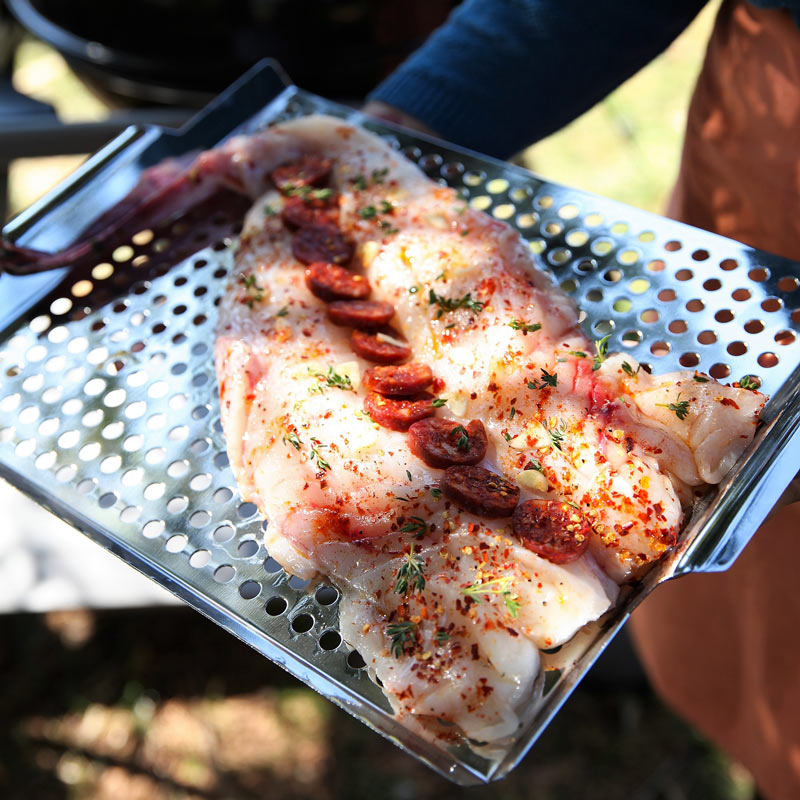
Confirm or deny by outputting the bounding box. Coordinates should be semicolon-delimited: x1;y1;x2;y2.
327;300;395;329
440;465;519;518
271;155;332;191
363;363;434;396
351;329;411;364
305;263;370;302
408;418;487;469
364;392;436;432
281;195;338;229
512;499;591;565
293;225;354;266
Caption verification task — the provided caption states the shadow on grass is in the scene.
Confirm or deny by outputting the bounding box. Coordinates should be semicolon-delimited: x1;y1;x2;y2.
0;606;751;800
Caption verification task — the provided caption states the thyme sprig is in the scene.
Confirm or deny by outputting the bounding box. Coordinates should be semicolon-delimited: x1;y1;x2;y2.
462;576;520;618
394;546;426;595
428;289;484;318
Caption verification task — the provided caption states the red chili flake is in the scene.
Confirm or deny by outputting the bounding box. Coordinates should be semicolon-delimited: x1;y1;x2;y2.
721;397;740;409
470;644;479;661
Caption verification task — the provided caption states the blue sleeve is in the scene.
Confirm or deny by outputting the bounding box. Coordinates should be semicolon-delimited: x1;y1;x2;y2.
368;0;706;158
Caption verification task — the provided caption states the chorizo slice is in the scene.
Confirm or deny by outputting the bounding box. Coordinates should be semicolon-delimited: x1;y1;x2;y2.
327;300;395;329
281;195;338;229
271;155;332;192
363;363;434;396
408;418;487;469
351;329;411;364
440;465;519;518
305;262;370;302
364;392;436;432
293;225;354;266
512;499;591;565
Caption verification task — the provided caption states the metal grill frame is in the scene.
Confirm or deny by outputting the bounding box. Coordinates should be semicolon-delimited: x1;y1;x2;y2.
1;61;799;786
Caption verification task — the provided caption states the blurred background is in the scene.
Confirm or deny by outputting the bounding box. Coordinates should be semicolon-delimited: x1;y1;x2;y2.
0;1;761;798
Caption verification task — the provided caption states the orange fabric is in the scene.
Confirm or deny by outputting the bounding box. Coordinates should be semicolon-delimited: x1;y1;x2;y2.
631;4;800;799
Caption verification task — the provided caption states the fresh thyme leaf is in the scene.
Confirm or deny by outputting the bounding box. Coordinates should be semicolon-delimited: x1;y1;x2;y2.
656;393;690;420
540;368;558;388
569;350;587;358
692;374;709;383
452;425;470;451
621;361;640;377
503;431;512;442
394;546;426;595
378;200;393;214
509;406;516;420
309;438;331;471
264;204;276;216
359;205;377;219
352;175;367;191
738;375;760;391
400;516;428;538
432;397;447;408
509;319;542;334
387;620;417;658
527;379;541;390
378;220;399;234
276;306;289;317
282;431;302;450
545;418;567;451
430;487;442;500
239;273;264;308
435;630;450;642
462;576;520;619
593;334;611;371
460;229;470;236
428;289;484;318
524;458;543;472
371;167;389;184
312;187;333;200
319;366;353;391
393;495;411;502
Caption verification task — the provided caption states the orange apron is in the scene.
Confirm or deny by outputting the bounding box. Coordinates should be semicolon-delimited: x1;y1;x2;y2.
630;3;800;798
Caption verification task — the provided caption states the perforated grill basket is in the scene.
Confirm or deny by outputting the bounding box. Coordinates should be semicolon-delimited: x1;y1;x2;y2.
1;62;799;785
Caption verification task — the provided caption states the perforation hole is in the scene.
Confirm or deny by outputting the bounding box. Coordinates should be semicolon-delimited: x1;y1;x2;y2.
123;434;143;452
732;289;751;302
749;268;769;282
189;510;211;528
100;455;122;474
658;289;676;302
315;585;338;606
122;468;143;486
319;630;342;651
189;549;211;568
775;330;796;346
758;352;778;368
238;539;259;558
709;363;730;379
98;492;117;509
213;523;235;543
214;564;235;583
50;297;72;316
715;309;734;323
720;258;738;271
591;239;614;257
291;614;314;634
698;331;718;345
585;289;604;302
621;330;642;346
640;309;659;323
56;464;77;483
239;580;261;600
745;319;765;334
650;341;670;356
778;276;799;293
79;442;101;461
166;534;187;553
144;482;166;501
18;406;40;425
593;320;614;335
664;240;682;252
266;596;288;616
647;259;665;272
613;299;632;313
703;279;722;292
35;451;56;470
727;341;747;356
142;519;165;539
679;352;700;368
603;269;622;283
675;269;693;282
668;320;687;334
565;230;588;247
618;249;639;265
347;651;366;670
762;298;783;312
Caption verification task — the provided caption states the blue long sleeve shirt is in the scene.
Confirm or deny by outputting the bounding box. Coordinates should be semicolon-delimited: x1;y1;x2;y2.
368;0;799;159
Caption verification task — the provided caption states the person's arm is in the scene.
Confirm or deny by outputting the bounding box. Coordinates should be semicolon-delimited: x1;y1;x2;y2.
367;0;706;158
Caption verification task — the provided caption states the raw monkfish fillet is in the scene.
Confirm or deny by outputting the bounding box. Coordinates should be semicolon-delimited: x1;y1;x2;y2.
208;115;764;743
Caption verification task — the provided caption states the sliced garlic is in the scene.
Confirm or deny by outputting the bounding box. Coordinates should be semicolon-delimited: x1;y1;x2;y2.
336;360;361;390
516;469;548;492
376;332;407;348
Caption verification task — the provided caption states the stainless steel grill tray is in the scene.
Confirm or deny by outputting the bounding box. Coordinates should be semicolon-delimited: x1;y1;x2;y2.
2;61;799;786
